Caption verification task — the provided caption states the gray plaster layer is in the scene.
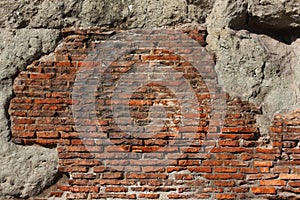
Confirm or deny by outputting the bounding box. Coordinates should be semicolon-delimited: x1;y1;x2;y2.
0;0;216;29
207;0;300;142
0;28;60;199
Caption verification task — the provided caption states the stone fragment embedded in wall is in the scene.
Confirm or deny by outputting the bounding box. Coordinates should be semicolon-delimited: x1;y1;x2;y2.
206;0;300;144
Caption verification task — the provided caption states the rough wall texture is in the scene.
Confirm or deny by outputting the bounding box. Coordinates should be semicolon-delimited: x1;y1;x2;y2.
1;0;300;199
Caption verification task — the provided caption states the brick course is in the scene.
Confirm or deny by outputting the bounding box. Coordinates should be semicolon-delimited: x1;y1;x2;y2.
8;28;300;199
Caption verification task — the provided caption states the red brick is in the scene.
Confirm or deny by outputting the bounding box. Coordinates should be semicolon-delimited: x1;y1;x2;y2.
142;55;180;61
289;181;300;187
105;187;128;192
142;166;165;173
214;181;235;187
247;174;278;180
102;172;124;179
58;152;94;159
126;173;168;179
36;131;59;138
140;180;162;186
175;174;193;180
256;153;277;160
166;167;186;173
34;98;64;104
260;180;286;186
256;148;280;154
271;166;289;173
222;127;257;133
240;168;259;174
69;186;99;193
13;118;35;124
253;161;273;167
259;167;270;173
10;111;27;117
251;187;276;194
66;193;87;199
167;194;188;199
218;140;239;147
59;166;88;173
204;174;244;180
214;167;238;173
279;174;300;180
211;147;253;153
219;134;240;140
16;131;35;138
223;160;248;166
241;154;253;161
30;73;54;79
139;194;160;199
188;167;212;173
215;194;236;199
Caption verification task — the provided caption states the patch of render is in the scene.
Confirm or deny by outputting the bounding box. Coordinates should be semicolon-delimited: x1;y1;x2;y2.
0;0;216;29
206;0;300;144
0;28;61;198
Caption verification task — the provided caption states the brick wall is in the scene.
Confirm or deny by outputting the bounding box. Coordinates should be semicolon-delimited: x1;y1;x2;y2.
9;28;300;199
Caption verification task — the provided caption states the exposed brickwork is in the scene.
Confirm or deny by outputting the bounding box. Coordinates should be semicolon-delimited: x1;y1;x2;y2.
9;28;300;199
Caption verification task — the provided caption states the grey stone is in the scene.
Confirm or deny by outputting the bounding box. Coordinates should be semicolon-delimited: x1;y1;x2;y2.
0;28;60;198
0;28;60;80
0;0;215;29
207;0;300;141
0;143;59;199
248;0;300;29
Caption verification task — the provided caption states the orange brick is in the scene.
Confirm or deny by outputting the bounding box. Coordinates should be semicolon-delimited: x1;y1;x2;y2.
260;180;286;186
204;174;244;180
139;194;160;199
251;187;276;194
188;167;212;173
105;187;128;192
253;161;273;167
36;131;59;138
214;181;235;187
279;174;300;180
218;140;239;147
13;118;35;124
216;194;236;199
30;73;54;79
214;167;238;173
289;181;300;187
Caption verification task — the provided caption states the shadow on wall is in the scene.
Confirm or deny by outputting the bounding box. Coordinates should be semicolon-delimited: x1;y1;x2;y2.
229;10;300;44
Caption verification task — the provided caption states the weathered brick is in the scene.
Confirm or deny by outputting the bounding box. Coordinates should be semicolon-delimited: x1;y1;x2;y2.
289;181;300;187
218;140;239;147
105;187;128;192
214;180;235;187
253;161;273;167
279;174;300;180
251;187;276;194
215;194;236;199
214;167;238;173
260;180;286;186
204;174;244;180
139;194;160;199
